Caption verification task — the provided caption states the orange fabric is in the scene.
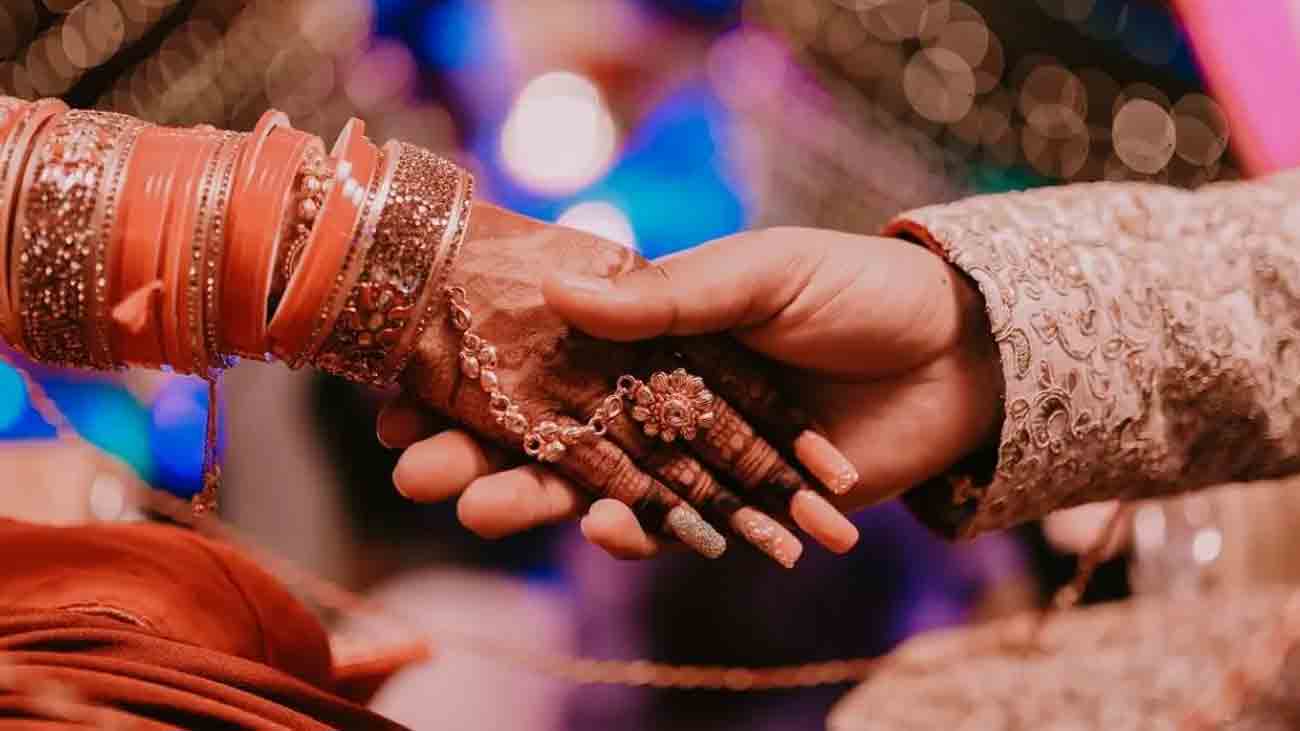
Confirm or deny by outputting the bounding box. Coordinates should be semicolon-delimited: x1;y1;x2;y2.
0;519;411;730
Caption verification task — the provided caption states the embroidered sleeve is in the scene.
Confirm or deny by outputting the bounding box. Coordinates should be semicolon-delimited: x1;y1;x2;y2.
886;170;1300;539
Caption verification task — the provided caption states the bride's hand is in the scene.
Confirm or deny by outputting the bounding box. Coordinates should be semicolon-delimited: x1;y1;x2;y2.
380;204;860;566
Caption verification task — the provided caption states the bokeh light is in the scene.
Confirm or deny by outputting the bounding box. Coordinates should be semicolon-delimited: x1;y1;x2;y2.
557;201;638;249
500;71;619;196
903;47;974;123
41;377;155;482
1173;93;1229;167
150;378;219;498
1113;97;1176;174
0;362;28;431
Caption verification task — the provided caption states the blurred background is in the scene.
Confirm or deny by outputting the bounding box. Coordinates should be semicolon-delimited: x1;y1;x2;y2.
0;1;1293;729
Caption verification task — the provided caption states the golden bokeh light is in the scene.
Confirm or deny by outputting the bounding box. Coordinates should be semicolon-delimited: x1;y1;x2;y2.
903;46;975;123
1172;93;1229;167
1113;98;1176;174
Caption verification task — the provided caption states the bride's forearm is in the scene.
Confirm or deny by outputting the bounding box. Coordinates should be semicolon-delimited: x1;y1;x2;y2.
0;97;854;566
0;97;471;389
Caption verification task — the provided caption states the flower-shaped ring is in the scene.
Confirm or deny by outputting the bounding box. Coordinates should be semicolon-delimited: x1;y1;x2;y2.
620;369;717;443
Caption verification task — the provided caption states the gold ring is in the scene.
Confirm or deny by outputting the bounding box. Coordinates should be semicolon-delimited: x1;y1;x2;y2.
621;368;717;443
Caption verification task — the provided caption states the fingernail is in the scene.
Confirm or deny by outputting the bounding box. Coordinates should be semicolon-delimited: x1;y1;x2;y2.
555;272;614;296
732;507;803;569
666;504;727;559
391;463;411;499
794;431;859;495
392;449;430;500
790;490;859;554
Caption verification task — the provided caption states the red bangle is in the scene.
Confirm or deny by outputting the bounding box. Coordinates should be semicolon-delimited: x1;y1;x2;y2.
1;99;66;354
222;111;322;360
159;130;223;373
268;118;380;365
111;127;190;367
199;132;246;371
0;97;38;350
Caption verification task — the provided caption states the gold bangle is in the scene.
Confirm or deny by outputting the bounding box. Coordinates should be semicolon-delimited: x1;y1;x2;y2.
16;109;146;368
314;141;473;386
0;98;66;353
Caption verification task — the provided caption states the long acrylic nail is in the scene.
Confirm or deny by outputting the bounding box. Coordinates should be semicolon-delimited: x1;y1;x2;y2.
790;490;859;554
794;431;859;495
732;507;803;568
666;504;727;559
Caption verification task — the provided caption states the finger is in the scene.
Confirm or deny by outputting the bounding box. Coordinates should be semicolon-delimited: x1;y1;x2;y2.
681;392;859;554
377;397;444;448
541;229;814;342
596;398;804;568
543;414;727;560
580;499;663;560
393;429;512;503
458;464;588;539
673;335;812;445
673;337;860;495
1044;501;1128;559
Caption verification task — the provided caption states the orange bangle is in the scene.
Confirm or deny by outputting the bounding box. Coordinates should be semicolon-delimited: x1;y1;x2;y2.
199;132;246;371
0;97;39;350
87;115;148;369
268;119;380;365
222;111;322;360
159;130;223;373
1;99;65;354
111;127;189;367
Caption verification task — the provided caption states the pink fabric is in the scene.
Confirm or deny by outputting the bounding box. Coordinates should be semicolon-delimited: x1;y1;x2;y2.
1177;0;1300;174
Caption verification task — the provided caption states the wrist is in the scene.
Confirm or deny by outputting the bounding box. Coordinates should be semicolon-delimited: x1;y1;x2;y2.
952;263;1005;452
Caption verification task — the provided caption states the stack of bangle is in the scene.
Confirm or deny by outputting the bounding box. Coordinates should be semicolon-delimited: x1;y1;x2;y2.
0;96;473;382
0;96;476;509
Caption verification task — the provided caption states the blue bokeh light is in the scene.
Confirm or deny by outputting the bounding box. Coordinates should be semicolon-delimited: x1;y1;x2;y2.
0;362;28;431
150;378;222;498
39;377;156;482
418;0;492;70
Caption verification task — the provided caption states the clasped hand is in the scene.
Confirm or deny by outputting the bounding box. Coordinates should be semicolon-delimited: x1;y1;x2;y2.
378;205;1003;566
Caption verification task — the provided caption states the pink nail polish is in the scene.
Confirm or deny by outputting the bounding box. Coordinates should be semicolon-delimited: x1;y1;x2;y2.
790;490;859;554
732;507;803;568
794;431;859;495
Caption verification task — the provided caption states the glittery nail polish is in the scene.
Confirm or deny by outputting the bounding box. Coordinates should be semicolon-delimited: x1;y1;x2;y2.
732;507;803;568
666;504;727;559
794;431;859;495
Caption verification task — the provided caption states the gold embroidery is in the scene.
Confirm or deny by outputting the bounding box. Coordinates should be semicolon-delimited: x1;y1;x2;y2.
890;171;1300;537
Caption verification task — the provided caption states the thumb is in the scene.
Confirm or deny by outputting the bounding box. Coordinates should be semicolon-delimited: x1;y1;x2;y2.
544;228;972;377
542;228;820;343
